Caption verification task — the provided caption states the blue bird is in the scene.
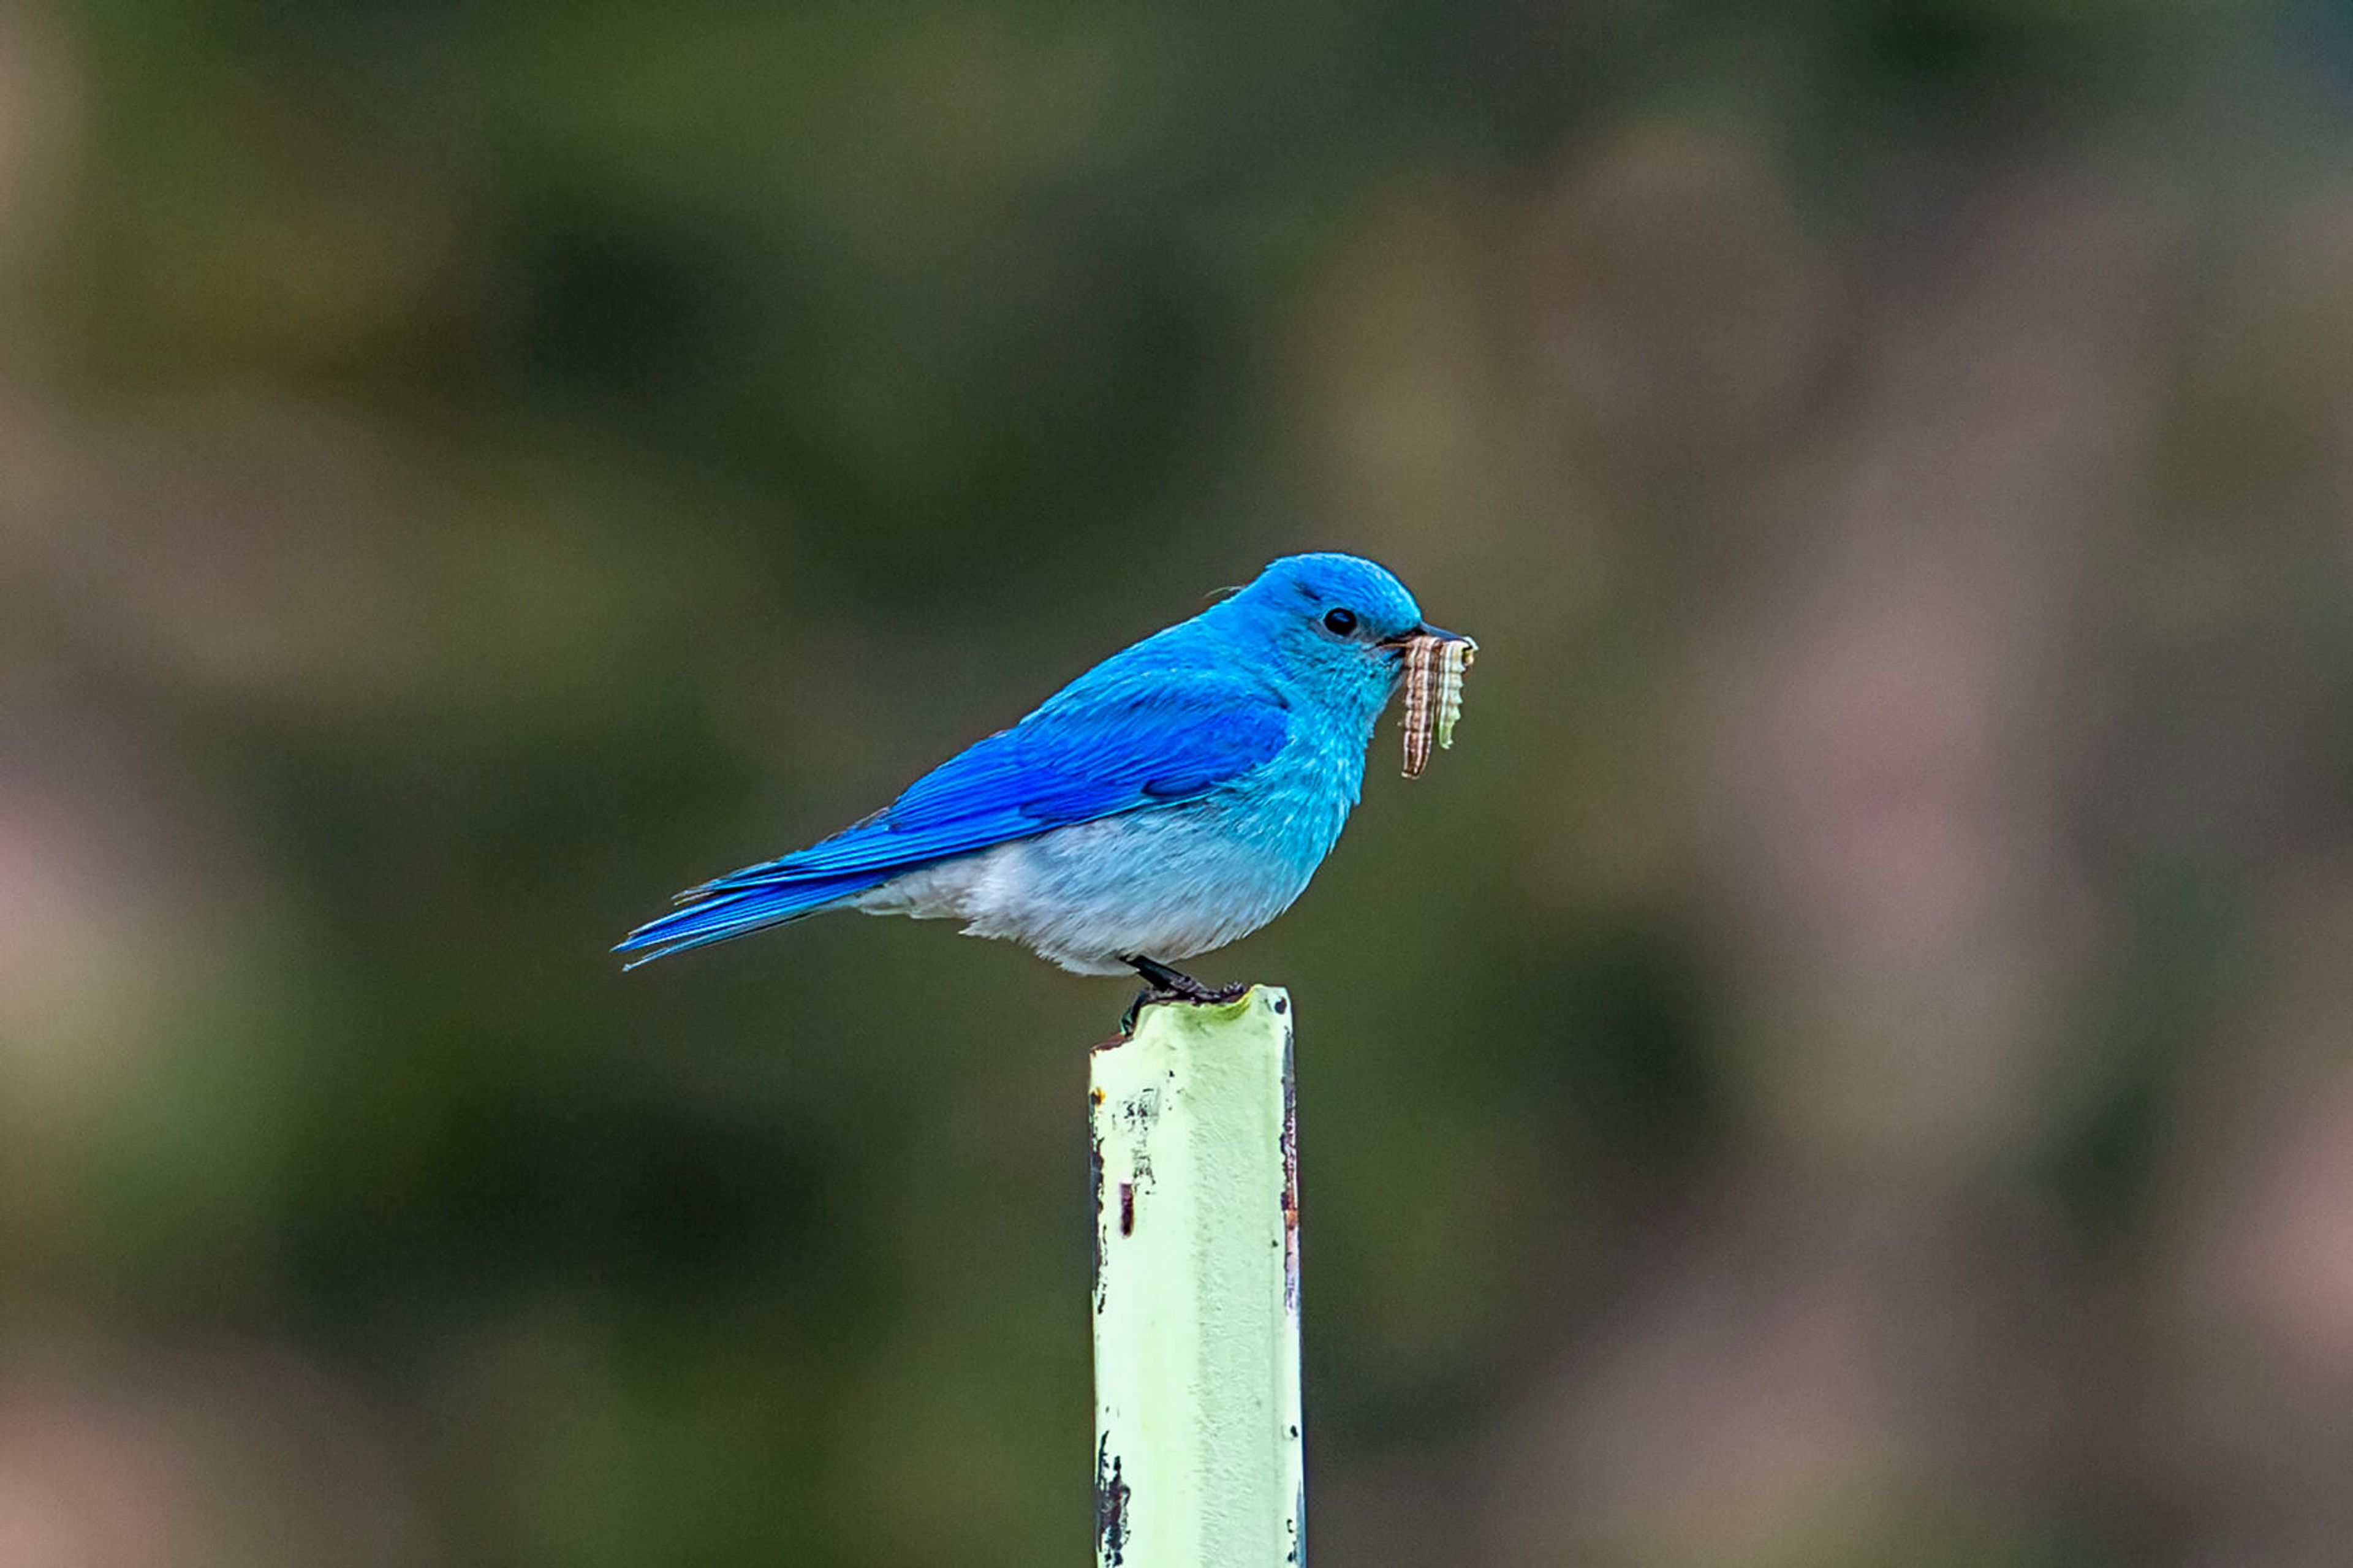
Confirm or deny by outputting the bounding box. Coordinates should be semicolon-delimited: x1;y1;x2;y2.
616;553;1469;1002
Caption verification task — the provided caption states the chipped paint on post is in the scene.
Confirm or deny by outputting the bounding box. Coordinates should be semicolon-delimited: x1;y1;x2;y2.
1091;986;1306;1568
1095;1434;1131;1565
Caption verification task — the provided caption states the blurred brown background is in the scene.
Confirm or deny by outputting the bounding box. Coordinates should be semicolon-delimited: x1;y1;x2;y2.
4;2;2353;1564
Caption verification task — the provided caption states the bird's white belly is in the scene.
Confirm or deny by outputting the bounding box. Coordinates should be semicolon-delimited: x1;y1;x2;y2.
853;806;1322;975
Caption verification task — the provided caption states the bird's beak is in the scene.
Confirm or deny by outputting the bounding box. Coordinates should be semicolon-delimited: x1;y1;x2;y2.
1379;623;1475;649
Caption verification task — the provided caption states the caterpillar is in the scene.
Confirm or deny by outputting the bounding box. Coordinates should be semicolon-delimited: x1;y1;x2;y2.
1400;634;1475;778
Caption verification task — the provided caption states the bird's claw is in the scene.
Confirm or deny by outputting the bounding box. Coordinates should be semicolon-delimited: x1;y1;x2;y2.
1121;956;1246;1030
1120;983;1248;1034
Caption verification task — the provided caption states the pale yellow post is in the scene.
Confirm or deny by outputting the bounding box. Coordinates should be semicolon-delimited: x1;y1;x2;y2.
1090;986;1305;1567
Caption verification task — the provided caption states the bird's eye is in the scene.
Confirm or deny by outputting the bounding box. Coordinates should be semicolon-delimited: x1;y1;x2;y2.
1323;608;1358;637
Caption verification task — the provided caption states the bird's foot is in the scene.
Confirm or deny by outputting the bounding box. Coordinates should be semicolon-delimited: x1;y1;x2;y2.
1124;956;1247;1013
1120;983;1249;1034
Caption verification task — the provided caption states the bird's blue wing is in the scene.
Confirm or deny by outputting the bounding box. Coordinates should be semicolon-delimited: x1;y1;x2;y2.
615;672;1289;964
815;679;1286;863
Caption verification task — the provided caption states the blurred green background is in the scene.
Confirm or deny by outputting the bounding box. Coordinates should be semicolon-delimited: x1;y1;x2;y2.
6;1;2353;1563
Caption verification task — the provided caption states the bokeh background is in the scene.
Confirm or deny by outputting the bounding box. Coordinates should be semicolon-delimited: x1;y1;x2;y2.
6;2;2353;1564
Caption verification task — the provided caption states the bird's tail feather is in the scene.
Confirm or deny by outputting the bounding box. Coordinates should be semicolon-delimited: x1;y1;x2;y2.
613;869;890;968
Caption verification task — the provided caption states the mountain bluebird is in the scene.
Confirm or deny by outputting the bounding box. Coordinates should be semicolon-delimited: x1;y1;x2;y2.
617;553;1471;1002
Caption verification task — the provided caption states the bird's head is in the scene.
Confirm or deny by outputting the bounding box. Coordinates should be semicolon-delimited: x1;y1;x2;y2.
1216;553;1458;721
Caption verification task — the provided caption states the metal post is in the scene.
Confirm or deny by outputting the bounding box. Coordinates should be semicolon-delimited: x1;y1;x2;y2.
1090;985;1305;1567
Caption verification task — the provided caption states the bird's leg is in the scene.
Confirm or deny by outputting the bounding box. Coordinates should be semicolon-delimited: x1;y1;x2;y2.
1126;955;1247;1007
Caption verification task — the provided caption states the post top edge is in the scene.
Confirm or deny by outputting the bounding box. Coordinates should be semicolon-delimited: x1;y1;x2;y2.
1099;984;1290;1049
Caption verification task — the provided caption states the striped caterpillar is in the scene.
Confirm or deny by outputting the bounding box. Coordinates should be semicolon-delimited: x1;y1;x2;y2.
1399;634;1475;778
